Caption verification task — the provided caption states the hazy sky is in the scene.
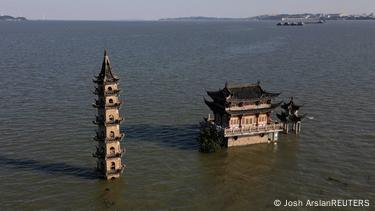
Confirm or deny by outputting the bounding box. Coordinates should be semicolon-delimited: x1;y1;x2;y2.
1;0;374;20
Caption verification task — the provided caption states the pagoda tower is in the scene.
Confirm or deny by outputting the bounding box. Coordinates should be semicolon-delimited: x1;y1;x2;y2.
92;50;125;180
277;97;306;134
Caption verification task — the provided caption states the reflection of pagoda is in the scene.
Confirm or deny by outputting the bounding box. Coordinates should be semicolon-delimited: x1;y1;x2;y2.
277;97;305;134
92;50;125;179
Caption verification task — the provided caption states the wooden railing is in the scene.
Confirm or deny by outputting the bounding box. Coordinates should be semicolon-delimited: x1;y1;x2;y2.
224;123;282;136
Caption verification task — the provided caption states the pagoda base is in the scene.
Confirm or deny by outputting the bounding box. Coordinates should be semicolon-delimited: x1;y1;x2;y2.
227;132;279;147
105;173;121;180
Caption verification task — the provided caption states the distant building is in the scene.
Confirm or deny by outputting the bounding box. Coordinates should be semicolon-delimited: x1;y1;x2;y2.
204;82;283;147
92;51;125;179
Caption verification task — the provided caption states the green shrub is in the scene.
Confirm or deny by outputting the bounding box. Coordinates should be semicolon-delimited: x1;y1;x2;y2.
198;122;227;153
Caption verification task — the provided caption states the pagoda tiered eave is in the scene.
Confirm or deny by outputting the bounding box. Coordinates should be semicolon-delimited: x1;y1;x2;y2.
93;88;121;96
92;101;122;108
92;149;125;159
92;117;124;126
93;133;125;143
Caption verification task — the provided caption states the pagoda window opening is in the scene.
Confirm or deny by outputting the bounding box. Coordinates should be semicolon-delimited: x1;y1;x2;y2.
111;162;116;170
109;99;114;104
108;86;113;91
110;131;115;138
109;147;115;155
109;115;114;121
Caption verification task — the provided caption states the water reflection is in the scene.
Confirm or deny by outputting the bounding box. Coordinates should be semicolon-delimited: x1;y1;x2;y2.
124;124;199;150
191;135;301;210
93;178;127;209
0;155;98;180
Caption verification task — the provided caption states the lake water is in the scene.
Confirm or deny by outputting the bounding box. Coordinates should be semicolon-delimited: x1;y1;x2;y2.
0;20;374;210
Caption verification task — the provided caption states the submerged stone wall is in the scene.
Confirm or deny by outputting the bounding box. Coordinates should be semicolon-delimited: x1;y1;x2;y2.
227;134;269;147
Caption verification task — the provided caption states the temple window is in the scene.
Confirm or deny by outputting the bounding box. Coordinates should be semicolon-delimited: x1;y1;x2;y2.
109;99;114;103
108;86;112;91
109;115;114;121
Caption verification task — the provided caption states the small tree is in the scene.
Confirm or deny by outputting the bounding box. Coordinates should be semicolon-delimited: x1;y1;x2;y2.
198;121;226;153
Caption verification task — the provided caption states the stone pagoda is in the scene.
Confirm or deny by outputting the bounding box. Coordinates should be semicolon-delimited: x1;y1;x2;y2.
277;97;305;134
204;82;283;147
92;50;125;179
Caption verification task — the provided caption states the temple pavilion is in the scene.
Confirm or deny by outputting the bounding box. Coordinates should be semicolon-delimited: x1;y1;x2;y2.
277;97;305;134
204;82;283;147
92;50;125;179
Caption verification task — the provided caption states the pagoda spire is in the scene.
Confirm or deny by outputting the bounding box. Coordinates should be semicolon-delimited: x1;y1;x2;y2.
96;50;117;83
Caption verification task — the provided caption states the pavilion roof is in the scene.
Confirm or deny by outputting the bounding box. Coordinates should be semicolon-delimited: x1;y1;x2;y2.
206;82;280;102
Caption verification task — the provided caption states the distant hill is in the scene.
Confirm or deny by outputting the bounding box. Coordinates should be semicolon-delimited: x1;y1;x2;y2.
249;13;375;21
0;15;27;21
160;13;375;22
159;16;250;21
248;14;319;21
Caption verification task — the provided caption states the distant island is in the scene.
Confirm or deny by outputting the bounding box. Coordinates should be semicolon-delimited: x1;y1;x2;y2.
159;16;250;21
159;13;375;21
0;15;27;21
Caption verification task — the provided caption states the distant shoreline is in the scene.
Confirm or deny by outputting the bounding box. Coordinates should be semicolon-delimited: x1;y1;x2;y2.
159;14;375;21
0;15;27;21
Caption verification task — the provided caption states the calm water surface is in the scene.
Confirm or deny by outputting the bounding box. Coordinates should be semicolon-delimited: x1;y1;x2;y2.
0;20;374;210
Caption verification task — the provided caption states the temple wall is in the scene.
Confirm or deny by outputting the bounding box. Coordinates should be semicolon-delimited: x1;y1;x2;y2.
229;117;240;128
241;115;256;127
258;114;268;126
229;114;270;129
227;134;269;147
